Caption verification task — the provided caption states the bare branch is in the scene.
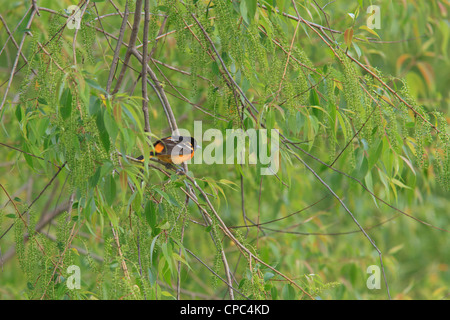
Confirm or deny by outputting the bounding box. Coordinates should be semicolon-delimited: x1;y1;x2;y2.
0;7;37;113
106;0;130;93
111;0;143;95
141;0;151;134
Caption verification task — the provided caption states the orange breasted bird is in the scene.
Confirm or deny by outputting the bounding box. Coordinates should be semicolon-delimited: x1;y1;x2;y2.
137;136;199;165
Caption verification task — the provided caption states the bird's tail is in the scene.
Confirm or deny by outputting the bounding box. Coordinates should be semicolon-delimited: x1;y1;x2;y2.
136;154;154;162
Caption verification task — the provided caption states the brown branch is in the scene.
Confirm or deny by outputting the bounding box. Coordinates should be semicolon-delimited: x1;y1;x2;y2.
283;143;391;299
141;0;151;134
106;0;130;93
0;162;67;241
0;183;64;280
0;201;71;263
111;0;143;95
260;214;399;237
0;142;61;169
111;223;132;282
40;219;82;300
230;195;329;230
0;6;37;113
275;0;301;99
179;170;315;300
185;248;248;299
0;14;32;70
72;0;90;65
268;4;446;138
130;47;179;135
151;60;226;121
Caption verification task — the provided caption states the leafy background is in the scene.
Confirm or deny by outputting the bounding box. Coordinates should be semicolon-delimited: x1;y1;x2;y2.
0;0;449;300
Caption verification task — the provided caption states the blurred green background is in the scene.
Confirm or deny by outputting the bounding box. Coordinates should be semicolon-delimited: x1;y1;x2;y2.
0;0;449;300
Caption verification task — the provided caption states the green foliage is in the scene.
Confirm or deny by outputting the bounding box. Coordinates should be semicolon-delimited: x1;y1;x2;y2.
1;0;449;301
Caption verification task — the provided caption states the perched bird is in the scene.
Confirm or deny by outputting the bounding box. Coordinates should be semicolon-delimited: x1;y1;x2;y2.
137;136;199;165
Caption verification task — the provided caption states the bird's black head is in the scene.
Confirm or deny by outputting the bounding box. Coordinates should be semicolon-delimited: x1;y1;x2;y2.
190;137;199;151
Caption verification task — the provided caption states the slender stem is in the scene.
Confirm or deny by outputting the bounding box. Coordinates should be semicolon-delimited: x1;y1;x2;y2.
0;14;31;68
72;0;90;65
284;143;391;299
131;47;179;135
0;7;37;113
141;0;151;134
106;0;130;93
111;0;143;95
275;0;301;98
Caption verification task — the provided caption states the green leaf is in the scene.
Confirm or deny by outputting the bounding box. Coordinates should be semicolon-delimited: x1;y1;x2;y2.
352;42;362;58
89;166;102;188
153;187;179;207
159;221;170;230
368;139;383;170
59;88;72;120
264;272;275;282
156;5;169;12
391;178;411;190
161;242;174;274
104;175;116;206
22;144;34;169
265;108;275;131
282;284;296;299
103;110;118;144
240;0;257;24
148;267;156;285
15;105;22;122
144;200;157;230
85;78;107;94
364;171;379;208
89;97;101;116
150;235;160;265
95;109;110;153
359;25;381;39
357;155;369;179
172;252;192;270
211;61;220;75
309;89;320;106
244;116;254;130
271;286;278;300
160;291;174;298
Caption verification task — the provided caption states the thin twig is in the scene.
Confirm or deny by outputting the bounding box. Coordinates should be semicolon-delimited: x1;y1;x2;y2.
179;171;315;300
141;0;151;134
72;0;90;65
0;14;32;70
0;142;61;169
111;0;143;95
40;220;82;300
176;197;190;300
0;7;37;113
275;0;301;99
111;223;132;282
106;0;130;93
185;248;248;299
130;47;179;135
0;162;67;242
285;144;392;298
